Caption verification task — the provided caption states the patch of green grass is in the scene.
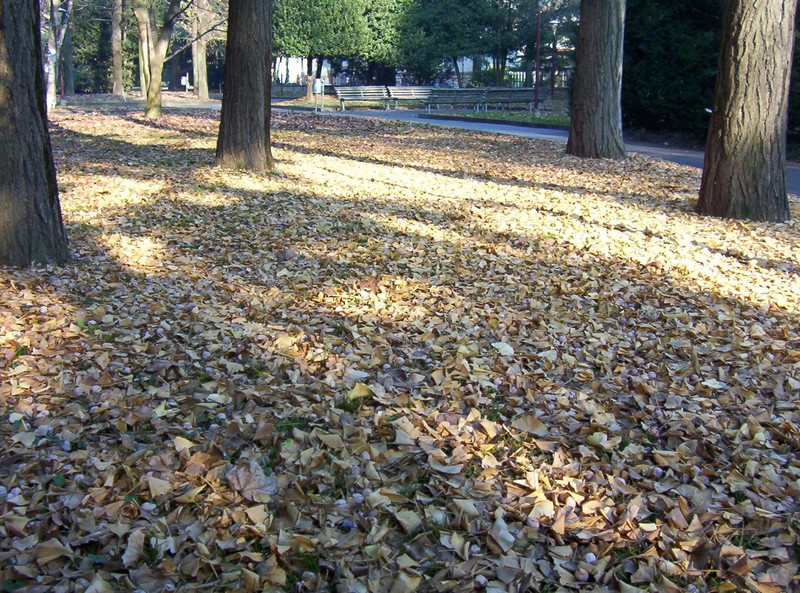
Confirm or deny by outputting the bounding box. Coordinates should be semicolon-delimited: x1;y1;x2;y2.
431;110;570;127
276;418;305;436
731;529;765;551
339;396;364;413
286;551;322;588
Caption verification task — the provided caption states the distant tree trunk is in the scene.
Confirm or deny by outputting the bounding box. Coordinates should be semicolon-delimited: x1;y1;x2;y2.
697;0;796;222
41;0;72;110
215;0;274;172
192;0;209;99
133;0;185;119
452;57;462;88
567;0;626;159
523;56;533;88
305;55;313;100
138;42;146;92
315;56;324;79
61;20;74;95
0;0;69;266
112;0;124;95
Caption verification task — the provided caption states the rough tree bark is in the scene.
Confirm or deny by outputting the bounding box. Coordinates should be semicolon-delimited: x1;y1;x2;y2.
112;0;124;95
133;0;186;119
567;0;626;159
192;0;209;99
0;0;69;266
215;0;274;172
697;0;797;222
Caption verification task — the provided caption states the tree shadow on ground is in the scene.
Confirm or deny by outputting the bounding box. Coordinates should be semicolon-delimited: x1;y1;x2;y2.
3;110;799;591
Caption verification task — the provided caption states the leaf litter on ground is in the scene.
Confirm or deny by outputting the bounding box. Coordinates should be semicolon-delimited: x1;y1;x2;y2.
1;100;799;593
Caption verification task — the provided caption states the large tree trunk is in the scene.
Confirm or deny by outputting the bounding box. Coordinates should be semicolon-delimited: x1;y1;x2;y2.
697;0;796;222
192;0;209;99
112;0;124;95
215;0;274;172
0;0;69;266
133;0;185;119
567;0;626;159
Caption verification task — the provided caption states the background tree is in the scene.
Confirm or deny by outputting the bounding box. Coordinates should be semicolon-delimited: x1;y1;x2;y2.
400;0;485;86
41;0;74;110
215;0;274;171
483;0;525;86
191;0;209;98
274;0;366;97
567;0;626;159
112;0;125;95
697;0;797;221
358;0;410;84
61;18;76;95
1;0;69;266
132;0;188;119
623;0;720;141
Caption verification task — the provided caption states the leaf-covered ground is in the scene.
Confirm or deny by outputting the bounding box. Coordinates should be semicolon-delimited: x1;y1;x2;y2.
2;102;800;593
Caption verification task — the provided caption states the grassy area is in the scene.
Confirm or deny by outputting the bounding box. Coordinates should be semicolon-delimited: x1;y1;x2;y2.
428;109;570;127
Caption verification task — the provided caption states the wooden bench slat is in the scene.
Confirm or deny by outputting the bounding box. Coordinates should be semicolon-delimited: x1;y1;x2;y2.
424;88;487;112
387;86;434;107
484;88;535;111
333;86;390;110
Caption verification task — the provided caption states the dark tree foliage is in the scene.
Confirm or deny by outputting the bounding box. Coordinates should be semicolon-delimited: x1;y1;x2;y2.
71;0;114;93
622;0;721;142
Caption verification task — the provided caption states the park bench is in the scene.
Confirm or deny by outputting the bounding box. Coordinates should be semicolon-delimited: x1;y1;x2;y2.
386;86;434;108
334;86;391;111
484;88;535;111
424;88;487;113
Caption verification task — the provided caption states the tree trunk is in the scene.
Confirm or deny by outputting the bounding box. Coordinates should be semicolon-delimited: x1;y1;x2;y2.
133;0;185;119
41;0;72;110
452;57;462;88
315;56;324;79
697;0;796;222
0;0;69;266
61;21;74;96
567;0;626;159
305;55;313;101
215;0;274;172
44;0;58;110
138;42;147;93
192;0;209;99
550;23;558;99
112;0;124;95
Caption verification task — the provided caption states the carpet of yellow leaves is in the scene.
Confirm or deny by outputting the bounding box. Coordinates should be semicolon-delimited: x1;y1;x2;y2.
1;104;799;593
